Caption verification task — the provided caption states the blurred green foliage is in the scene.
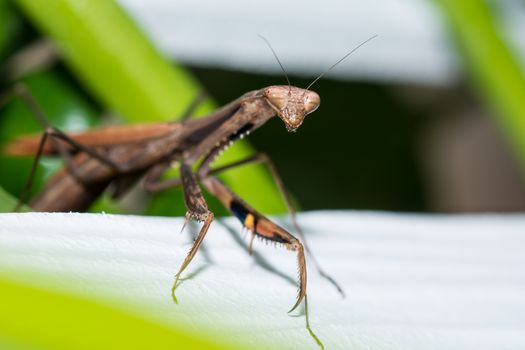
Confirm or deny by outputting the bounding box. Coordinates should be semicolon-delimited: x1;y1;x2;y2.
0;0;19;60
1;0;286;214
15;0;210;122
438;0;525;172
0;1;10;58
0;276;243;350
0;186;28;211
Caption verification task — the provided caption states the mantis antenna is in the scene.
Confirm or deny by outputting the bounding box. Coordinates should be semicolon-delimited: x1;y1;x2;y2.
305;34;378;92
258;34;292;90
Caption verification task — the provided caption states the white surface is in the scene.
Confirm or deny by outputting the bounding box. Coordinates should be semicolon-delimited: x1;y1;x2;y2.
1;211;525;349
118;0;525;86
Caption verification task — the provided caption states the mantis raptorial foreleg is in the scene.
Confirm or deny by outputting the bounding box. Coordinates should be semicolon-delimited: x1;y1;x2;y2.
203;153;345;297
171;162;215;301
141;150;344;297
171;210;214;302
146;154;308;310
200;175;324;347
150;162;322;345
201;176;306;310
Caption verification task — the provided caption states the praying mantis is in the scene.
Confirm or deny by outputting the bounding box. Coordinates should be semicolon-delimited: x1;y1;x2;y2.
2;35;376;348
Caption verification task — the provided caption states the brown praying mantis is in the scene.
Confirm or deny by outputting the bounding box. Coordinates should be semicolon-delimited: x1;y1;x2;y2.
2;35;376;347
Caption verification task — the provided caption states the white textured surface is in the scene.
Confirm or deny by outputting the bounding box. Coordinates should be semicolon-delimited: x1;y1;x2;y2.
1;211;525;349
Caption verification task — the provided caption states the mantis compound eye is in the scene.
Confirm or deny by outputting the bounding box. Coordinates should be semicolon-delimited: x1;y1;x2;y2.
264;86;289;112
303;91;320;115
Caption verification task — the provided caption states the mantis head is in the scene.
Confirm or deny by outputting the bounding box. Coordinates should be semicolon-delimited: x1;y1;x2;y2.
263;85;320;132
259;35;376;132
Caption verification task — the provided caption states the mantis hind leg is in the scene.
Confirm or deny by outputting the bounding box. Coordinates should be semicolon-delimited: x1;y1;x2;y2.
1;83;125;210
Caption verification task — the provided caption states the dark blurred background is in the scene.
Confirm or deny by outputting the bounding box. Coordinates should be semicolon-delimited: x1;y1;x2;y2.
191;67;525;212
191;68;426;211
